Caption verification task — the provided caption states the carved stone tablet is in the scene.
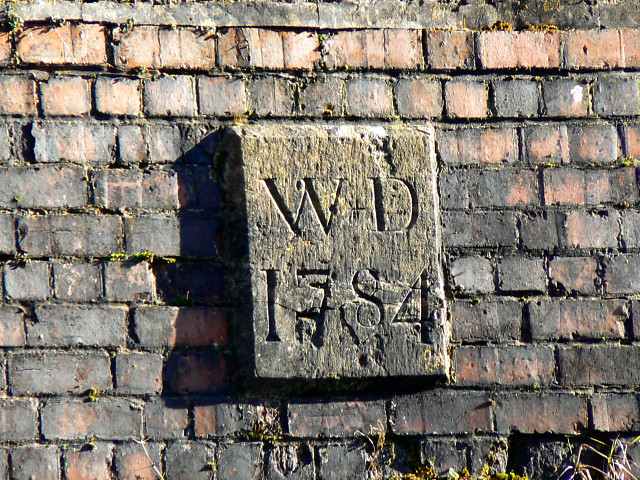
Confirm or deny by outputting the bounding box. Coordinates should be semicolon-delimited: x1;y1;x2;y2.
225;124;448;381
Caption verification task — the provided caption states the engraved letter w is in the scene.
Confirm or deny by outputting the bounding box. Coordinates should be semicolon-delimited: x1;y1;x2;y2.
263;178;343;235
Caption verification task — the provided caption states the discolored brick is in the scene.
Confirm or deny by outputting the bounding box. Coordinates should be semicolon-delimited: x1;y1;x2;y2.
40;76;90;116
445;79;489;118
95;77;141;116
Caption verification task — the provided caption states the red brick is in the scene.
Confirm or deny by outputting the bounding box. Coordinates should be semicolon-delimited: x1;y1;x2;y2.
0;33;9;65
445;79;488;118
144;75;196;117
9;351;112;394
95;77;141;116
159;27;216;69
543;79;589;117
524;124;569;165
42;398;142;440
565;30;623;69
0;307;25;347
228;28;283;68
623;124;640;158
248;77;294;116
543;168;584;205
529;299;627;340
198;76;247;116
544;166;638;206
592;394;640;431
288;401;385;437
300;75;345;116
104;262;155;302
40;76;89;116
478;31;561;69
346;78;393;117
66;443;113;480
324;30;383;69
426;30;474;70
495;394;587;434
145;399;188;439
29;304;127;347
32;122;117;165
282;31;320;69
558;345;640;385
219;28;319;69
384;29;423;69
392;392;492;435
324;29;422;69
17;25;107;65
135;306;229;348
18;214;123;256
395;78;442;118
622;29;640;68
217;28;250;68
437;127;518;165
194;402;278;437
454;346;554;386
0;76;36;115
165;353;228;394
589;167;637;204
450;300;521;342
564;210;619;249
115;443;162;480
568;124;619;164
114;26;215;70
116;352;162;394
549;257;598;294
114;26;160;68
0;399;37;441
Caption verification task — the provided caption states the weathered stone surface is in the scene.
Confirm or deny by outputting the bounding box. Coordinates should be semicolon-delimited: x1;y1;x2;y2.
12;0;640;30
226;124;446;380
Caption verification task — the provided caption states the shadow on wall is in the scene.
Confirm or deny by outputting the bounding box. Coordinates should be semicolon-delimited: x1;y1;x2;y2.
150;129;233;399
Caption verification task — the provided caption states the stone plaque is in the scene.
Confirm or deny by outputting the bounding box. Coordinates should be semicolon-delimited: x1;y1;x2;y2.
225;125;448;380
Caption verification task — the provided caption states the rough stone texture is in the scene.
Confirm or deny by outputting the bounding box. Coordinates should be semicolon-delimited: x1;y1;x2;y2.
226;124;447;380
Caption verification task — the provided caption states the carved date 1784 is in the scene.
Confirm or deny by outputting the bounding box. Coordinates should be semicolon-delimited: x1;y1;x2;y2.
225;125;448;380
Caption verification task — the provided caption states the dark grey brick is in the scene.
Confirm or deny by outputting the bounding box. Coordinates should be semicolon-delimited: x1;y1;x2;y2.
217;443;262;480
493;79;539;117
28;304;128;347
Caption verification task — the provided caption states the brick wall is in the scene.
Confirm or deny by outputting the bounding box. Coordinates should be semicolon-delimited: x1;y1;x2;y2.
1;0;640;478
